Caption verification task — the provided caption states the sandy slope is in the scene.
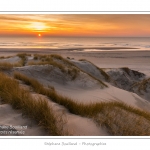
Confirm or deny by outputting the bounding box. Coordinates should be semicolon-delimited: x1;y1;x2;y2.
14;65;101;89
0;102;48;136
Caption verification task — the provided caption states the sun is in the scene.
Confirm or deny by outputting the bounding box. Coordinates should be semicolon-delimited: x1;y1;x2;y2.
38;34;41;37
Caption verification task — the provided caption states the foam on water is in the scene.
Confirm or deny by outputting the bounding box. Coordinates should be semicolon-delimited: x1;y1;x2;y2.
0;37;150;51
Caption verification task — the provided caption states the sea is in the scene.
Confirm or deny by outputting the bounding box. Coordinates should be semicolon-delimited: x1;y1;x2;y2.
0;37;150;51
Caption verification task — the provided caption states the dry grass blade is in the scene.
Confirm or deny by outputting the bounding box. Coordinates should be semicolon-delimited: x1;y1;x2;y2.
0;72;66;136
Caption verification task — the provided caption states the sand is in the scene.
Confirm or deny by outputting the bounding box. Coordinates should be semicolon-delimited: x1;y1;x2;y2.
0;49;150;136
0;102;48;136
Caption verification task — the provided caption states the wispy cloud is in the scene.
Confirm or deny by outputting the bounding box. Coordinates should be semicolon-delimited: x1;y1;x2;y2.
1;14;150;37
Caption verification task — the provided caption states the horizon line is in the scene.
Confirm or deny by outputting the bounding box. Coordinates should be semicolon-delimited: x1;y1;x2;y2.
1;36;150;38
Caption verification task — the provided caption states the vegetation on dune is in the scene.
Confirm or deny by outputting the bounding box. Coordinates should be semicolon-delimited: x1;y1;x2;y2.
91;61;110;82
14;72;107;116
28;60;66;73
29;54;107;85
131;78;150;93
17;53;31;66
58;56;108;87
0;56;12;59
79;58;111;82
138;78;150;92
0;54;28;68
51;54;74;66
73;61;108;87
50;54;80;80
95;105;150;136
33;54;38;60
80;70;108;87
51;54;64;60
79;59;87;61
0;56;5;59
14;72;150;136
121;67;130;75
0;62;13;71
29;54;79;80
97;68;111;81
0;72;66;136
0;61;27;70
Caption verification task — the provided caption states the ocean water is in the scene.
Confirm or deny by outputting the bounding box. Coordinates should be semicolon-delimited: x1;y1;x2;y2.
0;37;150;51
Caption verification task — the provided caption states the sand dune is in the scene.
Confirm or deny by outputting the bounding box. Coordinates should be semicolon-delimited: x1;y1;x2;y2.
0;52;150;136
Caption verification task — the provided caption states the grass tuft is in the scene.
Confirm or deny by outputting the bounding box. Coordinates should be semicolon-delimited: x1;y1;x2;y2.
0;62;13;71
0;72;65;135
79;59;87;61
28;54;79;80
0;61;27;71
97;68;111;81
131;78;150;93
121;67;130;75
17;53;31;66
78;59;111;82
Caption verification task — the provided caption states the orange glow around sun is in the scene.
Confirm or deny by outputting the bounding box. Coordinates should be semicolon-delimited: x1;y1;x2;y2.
31;22;47;31
25;22;49;34
1;15;150;37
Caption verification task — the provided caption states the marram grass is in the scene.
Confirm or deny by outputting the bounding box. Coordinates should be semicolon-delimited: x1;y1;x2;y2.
29;54;107;85
14;72;150;136
0;72;66;136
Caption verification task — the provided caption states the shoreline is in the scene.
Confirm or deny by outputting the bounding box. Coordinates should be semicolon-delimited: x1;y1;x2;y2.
0;46;141;52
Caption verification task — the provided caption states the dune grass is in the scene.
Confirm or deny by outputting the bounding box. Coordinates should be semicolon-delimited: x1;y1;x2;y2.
0;54;26;68
28;54;107;85
79;58;111;82
14;72;150;135
33;54;39;60
76;67;107;87
131;78;150;93
97;68;111;81
51;54;80;80
121;67;130;75
0;72;66;136
51;54;74;66
28;59;66;73
95;106;150;135
138;78;150;92
73;59;108;87
0;62;13;71
17;53;31;66
79;59;86;61
29;54;80;80
0;61;26;71
52;54;81;79
0;56;5;59
0;56;12;59
14;72;104;116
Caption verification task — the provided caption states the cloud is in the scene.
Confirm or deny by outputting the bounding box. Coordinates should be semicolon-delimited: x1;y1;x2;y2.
1;14;150;37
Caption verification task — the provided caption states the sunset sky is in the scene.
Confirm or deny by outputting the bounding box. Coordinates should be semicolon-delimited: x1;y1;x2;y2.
1;14;150;37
